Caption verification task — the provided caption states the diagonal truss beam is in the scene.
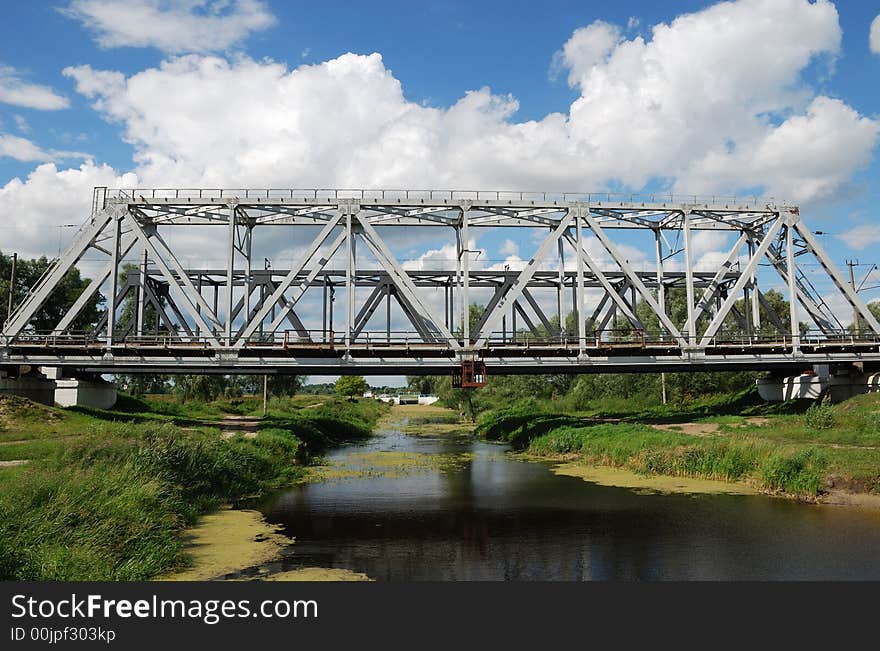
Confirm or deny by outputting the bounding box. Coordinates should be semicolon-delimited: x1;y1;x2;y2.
699;217;785;347
689;233;747;329
473;211;573;348
125;215;222;348
581;209;687;347
794;220;880;335
3;209;115;342
260;231;346;339
562;231;643;330
52;234;138;334
356;214;459;347
235;212;344;346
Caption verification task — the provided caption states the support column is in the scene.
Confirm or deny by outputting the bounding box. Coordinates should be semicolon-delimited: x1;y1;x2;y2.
225;203;236;345
195;273;202;339
386;283;391;343
461;206;470;346
244;225;253;336
136;247;147;337
786;218;800;352
557;237;565;340
654;229;665;337
322;276;328;343
345;208;353;352
683;210;697;345
105;213;121;348
575;205;586;355
748;234;761;332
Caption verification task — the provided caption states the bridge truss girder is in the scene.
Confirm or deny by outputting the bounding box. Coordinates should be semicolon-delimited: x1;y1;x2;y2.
1;188;879;375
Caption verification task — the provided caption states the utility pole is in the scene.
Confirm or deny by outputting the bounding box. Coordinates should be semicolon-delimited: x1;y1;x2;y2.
661;372;667;405
847;259;858;334
6;252;17;327
262;375;268;417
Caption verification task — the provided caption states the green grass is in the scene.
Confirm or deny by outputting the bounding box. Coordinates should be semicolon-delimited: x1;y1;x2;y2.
477;391;880;498
0;393;389;581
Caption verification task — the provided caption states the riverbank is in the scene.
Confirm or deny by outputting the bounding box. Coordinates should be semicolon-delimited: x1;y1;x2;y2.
475;392;880;504
163;404;465;581
0;393;388;580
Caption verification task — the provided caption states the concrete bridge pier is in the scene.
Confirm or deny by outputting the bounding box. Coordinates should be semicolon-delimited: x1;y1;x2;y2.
0;366;56;405
43;368;117;409
756;364;880;402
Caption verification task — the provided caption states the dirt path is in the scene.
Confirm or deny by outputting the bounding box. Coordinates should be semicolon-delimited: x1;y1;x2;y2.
651;422;720;436
215;416;261;439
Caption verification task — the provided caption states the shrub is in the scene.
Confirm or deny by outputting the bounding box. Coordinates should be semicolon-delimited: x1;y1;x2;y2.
805;404;835;430
760;449;825;496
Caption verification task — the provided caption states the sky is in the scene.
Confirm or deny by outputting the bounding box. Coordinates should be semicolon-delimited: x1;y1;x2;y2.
1;0;880;385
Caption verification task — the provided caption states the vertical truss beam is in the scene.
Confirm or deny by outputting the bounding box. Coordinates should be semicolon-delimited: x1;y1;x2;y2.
124;214;222;348
235;211;344;346
794;220;880;335
581;208;687;347
356;214;458;347
472;210;572;349
3;208;115;342
699;217;785;347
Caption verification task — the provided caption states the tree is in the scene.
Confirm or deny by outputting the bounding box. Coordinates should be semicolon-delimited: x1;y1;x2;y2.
335;375;367;398
173;375;229;402
232;375;305;397
407;376;437;395
1;252;102;332
116;374;170;397
850;300;880;335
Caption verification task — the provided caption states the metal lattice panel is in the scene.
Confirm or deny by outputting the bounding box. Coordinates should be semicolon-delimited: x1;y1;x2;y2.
1;188;878;374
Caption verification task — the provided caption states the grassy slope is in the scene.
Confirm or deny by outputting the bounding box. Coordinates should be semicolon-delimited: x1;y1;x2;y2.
0;394;388;580
476;390;880;498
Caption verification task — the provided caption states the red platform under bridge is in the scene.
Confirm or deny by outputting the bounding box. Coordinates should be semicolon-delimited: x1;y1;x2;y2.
452;355;487;388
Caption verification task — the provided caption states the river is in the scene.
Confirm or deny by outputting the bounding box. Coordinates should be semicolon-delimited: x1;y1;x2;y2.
251;409;880;581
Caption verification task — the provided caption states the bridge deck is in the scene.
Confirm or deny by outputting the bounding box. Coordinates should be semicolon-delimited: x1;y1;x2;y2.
4;335;879;375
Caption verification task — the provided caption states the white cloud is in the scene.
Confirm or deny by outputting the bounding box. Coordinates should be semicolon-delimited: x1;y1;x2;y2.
13;115;30;134
554;21;621;86
839;224;880;251
62;0;276;54
0;0;873;275
0;134;89;163
0;135;51;162
0;65;69;110
404;240;480;271
0;162;139;259
56;0;873;204
499;239;519;257
872;15;880;54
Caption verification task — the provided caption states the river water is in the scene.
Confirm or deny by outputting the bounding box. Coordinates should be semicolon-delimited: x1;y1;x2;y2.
254;414;880;581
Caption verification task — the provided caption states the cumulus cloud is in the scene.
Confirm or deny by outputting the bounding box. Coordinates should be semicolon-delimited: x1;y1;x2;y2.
0;135;51;162
57;0;873;204
872;15;880;54
0;0;875;277
499;239;519;257
839;224;880;251
0;162;139;259
62;0;276;54
0;134;89;163
0;65;69;110
552;21;621;85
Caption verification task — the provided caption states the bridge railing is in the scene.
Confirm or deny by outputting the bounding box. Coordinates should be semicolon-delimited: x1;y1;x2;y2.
7;327;879;351
105;188;778;208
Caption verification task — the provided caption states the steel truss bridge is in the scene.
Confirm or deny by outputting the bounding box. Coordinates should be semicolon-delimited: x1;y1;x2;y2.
1;188;879;376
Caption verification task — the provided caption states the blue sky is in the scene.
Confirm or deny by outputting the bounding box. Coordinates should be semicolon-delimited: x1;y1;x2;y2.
1;1;880;387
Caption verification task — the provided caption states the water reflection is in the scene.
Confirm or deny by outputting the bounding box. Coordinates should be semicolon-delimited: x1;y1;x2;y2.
256;421;880;580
